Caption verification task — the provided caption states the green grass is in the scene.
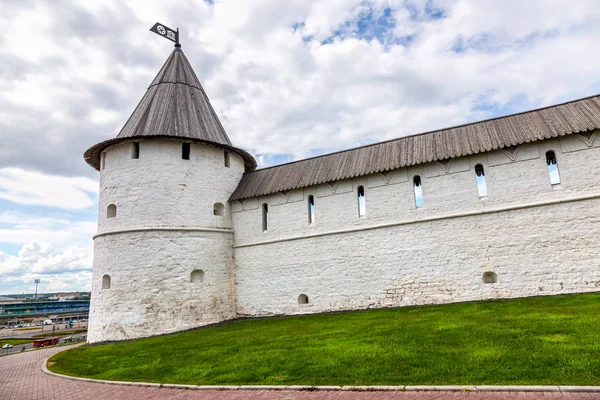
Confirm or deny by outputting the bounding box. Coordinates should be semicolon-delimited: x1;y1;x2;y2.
33;329;87;338
1;339;32;346
48;293;600;386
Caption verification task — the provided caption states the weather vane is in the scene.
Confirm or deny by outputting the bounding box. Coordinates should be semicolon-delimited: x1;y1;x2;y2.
149;22;180;47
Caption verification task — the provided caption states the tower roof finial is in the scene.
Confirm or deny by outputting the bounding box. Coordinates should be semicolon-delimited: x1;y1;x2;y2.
150;22;180;48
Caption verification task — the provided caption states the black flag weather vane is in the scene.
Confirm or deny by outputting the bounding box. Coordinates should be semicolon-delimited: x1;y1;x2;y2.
150;22;180;47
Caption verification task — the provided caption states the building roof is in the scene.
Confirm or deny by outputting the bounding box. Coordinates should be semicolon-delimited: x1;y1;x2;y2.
84;48;257;171
0;296;19;303
230;94;600;201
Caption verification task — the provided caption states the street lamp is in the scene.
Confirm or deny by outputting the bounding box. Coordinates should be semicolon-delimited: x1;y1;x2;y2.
34;279;40;300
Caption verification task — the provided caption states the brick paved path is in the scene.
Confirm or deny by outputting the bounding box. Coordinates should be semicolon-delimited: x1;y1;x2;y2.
2;346;600;400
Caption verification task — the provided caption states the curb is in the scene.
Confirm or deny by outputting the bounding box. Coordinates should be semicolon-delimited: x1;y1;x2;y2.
41;346;600;393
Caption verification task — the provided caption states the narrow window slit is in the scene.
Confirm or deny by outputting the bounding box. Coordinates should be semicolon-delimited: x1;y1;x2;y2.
308;195;315;224
357;186;366;216
224;151;230;167
132;142;140;159
475;164;488;197
262;203;268;232
413;176;423;208
546;151;560;185
182;143;191;160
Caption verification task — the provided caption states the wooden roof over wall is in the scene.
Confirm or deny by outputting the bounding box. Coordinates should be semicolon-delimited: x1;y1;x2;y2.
230;95;600;201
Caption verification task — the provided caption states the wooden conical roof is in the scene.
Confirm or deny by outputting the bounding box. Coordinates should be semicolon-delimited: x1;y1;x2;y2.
84;48;256;171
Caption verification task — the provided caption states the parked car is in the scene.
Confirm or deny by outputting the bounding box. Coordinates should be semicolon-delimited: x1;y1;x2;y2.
63;336;75;343
43;319;53;325
2;344;13;349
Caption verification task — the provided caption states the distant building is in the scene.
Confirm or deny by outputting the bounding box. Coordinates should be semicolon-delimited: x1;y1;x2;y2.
0;296;20;303
0;300;90;326
54;292;81;298
84;45;600;344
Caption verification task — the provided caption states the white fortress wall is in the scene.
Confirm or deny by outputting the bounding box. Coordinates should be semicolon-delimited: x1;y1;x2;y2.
88;139;244;342
232;134;600;317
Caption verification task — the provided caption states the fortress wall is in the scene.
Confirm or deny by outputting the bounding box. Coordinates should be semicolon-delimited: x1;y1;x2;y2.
232;135;600;245
232;134;600;316
234;198;600;316
88;230;236;343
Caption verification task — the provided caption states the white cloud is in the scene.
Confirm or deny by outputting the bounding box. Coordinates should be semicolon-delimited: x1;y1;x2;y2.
0;242;93;294
88;108;120;125
3;0;600;173
1;0;600;294
0;168;98;210
0;209;96;293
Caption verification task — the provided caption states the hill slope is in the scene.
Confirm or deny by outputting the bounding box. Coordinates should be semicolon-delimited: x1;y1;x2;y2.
49;293;600;386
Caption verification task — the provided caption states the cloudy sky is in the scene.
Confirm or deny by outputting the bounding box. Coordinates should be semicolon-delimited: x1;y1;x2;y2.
1;0;599;295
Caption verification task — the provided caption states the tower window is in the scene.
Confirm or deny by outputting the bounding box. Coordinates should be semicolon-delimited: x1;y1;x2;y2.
224;151;230;167
262;203;268;232
413;176;423;208
101;152;106;170
308;195;315;224
298;294;309;304
182;143;191;160
102;275;111;289
546;151;560;185
214;203;225;216
475;164;488;197
357;186;366;216
190;269;205;283
132;142;140;159
107;204;117;218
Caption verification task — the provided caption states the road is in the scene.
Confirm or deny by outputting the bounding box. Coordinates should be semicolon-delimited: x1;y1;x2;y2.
1;344;599;400
1;333;87;355
1;322;87;338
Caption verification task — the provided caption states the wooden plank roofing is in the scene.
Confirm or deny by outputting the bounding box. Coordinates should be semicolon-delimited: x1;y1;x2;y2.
230;95;600;201
84;48;257;171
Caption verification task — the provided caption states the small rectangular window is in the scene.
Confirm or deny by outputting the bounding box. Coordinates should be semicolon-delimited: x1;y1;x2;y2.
357;186;366;216
132;142;140;159
475;164;488;197
182;143;191;160
546;151;560;185
101;152;106;170
413;176;423;208
308;195;315;224
262;203;268;232
224;151;230;167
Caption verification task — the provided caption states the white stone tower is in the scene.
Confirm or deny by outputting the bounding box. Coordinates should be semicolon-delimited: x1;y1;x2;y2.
84;47;256;343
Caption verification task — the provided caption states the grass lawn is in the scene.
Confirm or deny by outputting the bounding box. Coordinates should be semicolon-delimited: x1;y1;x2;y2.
1;339;32;346
34;329;87;338
48;293;600;386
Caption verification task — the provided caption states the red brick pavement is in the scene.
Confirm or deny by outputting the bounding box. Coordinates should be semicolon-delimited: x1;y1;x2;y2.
1;346;599;400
